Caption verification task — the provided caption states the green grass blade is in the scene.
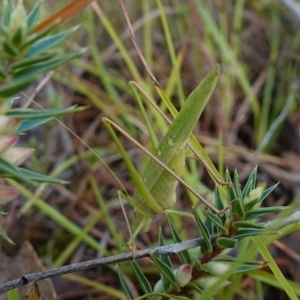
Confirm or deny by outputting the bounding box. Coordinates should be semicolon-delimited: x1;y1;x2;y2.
93;4;141;83
7;179;109;255
130;260;152;294
117;264;134;299
252;236;298;300
167;217;191;264
250;270;300;296
158;228;172;291
53;210;104;268
150;253;179;291
193;208;212;253
156;0;185;106
195;1;260;138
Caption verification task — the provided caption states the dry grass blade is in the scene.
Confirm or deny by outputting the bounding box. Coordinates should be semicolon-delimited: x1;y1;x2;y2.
119;0;161;88
34;0;96;33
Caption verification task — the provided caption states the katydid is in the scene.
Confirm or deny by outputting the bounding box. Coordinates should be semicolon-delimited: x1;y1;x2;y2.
102;65;220;231
118;0;227;189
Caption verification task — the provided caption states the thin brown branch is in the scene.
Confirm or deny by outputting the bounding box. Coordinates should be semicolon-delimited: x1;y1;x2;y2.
0;236;217;294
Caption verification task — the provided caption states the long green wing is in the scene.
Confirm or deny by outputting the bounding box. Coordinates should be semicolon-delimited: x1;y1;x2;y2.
135;65;219;209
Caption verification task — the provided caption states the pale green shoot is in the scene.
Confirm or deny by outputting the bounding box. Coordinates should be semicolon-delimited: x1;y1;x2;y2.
102;65;220;232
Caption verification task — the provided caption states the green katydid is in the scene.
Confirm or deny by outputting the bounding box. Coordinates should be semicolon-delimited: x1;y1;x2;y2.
102;65;221;232
118;0;227;190
118;0;227;188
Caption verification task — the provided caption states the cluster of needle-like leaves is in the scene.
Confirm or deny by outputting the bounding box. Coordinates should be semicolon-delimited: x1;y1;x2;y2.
0;0;83;100
117;167;283;299
0;0;84;243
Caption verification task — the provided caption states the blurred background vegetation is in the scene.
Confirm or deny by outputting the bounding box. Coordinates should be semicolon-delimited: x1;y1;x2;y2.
2;1;300;299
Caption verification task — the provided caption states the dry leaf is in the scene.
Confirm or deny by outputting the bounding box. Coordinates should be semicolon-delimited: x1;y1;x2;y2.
0;241;56;300
25;282;43;300
34;0;95;33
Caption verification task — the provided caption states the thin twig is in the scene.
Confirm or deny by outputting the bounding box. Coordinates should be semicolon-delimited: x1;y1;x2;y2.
0;236;217;294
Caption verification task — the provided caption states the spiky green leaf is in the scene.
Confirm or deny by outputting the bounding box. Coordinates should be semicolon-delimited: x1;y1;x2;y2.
203;209;228;234
233;221;266;229
226;170;235;214
188;282;205;297
20;23;56;50
18;168;67;184
116;264;134;299
232;197;245;219
3;40;19;57
0;67;7;80
245;206;286;220
215;186;226;224
241;167;257;199
150;254;180;291
13;117;53;134
0;77;35;100
0;158;33;184
26;26;78;57
243;197;259;212
12;105;84;134
7;105;87;119
130;260;152;294
0;226;14;244
215;186;224;211
213;256;262;265
216;237;237;249
2;0;14;27
10;53;56;70
27;1;42;32
204;211;214;235
236;264;264;273
258;183;280;203
13;50;84;81
232;229;271;240
193;209;212;253
233;169;242;201
167;218;191;264
158;228;172;292
0;25;9;39
11;27;23;46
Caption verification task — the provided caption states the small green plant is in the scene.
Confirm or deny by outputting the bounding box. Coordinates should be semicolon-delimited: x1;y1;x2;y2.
0;1;84;100
117;167;283;299
0;0;85;243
